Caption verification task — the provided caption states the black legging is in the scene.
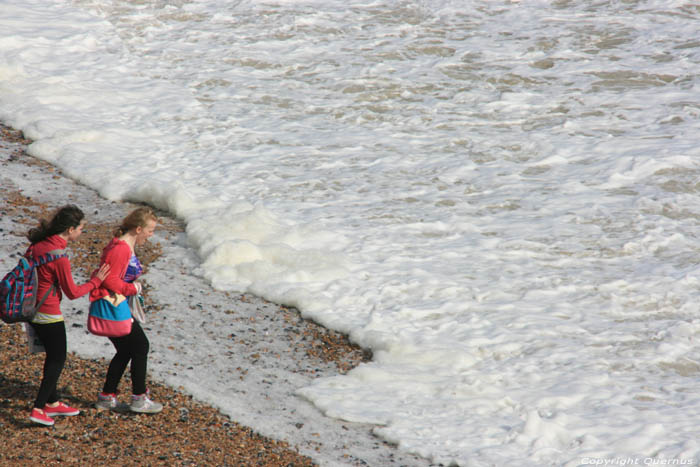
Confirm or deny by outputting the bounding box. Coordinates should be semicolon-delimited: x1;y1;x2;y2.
103;320;149;395
29;321;66;409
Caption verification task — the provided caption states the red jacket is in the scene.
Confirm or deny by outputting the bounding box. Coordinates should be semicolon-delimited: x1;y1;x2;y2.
89;238;138;302
30;235;102;317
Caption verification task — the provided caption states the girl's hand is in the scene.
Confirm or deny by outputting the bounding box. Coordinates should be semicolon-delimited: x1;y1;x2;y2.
95;263;111;281
134;281;143;294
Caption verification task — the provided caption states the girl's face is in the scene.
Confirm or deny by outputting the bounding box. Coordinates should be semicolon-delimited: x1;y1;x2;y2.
66;221;86;242
135;219;157;245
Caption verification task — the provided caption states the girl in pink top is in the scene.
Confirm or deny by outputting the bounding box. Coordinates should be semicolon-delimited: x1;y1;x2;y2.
90;207;163;414
26;205;110;426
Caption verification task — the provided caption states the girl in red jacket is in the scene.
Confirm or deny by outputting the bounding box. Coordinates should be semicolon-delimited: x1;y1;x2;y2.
90;207;163;414
26;205;110;426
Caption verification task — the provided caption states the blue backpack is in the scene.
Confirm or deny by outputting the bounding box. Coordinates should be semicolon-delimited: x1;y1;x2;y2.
0;249;67;324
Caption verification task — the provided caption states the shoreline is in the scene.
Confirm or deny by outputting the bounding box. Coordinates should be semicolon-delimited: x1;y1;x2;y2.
0;123;314;465
0;123;433;466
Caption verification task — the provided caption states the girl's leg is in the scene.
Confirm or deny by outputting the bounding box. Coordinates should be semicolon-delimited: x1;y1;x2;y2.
127;321;150;395
103;321;149;395
30;322;67;408
103;331;133;394
122;321;161;413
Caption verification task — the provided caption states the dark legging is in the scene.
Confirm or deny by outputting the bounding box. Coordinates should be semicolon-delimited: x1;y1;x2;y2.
103;320;149;395
29;321;66;409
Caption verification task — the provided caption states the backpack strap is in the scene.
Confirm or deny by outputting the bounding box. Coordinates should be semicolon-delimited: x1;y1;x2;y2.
34;249;67;266
34;249;67;310
35;283;58;311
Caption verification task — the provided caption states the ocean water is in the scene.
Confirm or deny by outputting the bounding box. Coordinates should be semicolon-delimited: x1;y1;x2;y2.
2;0;700;465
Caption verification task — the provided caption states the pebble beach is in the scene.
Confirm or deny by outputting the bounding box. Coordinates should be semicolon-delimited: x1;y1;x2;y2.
0;123;433;466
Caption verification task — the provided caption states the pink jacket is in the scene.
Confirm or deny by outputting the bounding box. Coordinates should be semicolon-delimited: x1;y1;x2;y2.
89;238;138;302
30;235;102;317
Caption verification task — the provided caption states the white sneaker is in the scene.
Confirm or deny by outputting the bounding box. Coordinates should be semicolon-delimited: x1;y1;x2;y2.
130;393;163;414
95;392;118;410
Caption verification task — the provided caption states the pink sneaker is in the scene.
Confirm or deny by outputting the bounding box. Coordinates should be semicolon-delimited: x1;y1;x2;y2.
29;408;54;426
43;401;80;417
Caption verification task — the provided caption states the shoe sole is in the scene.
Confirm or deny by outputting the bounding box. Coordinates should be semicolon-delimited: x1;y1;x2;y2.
44;411;80;417
129;406;163;414
95;402;130;412
29;417;54;426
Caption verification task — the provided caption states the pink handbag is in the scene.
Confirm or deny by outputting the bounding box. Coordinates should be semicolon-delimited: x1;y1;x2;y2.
87;295;132;337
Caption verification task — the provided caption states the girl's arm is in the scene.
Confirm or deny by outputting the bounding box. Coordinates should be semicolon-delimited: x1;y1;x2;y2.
53;257;105;299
